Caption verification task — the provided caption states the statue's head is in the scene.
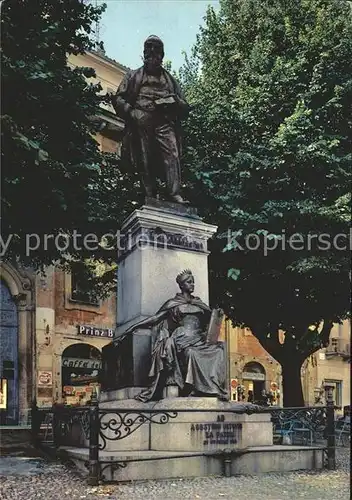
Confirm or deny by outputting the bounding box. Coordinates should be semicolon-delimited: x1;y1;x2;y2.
176;269;194;293
143;35;164;73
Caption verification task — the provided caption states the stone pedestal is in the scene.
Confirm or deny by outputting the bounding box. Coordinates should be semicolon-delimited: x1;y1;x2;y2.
115;200;217;334
62;398;324;482
97;398;273;453
101;200;217;394
100;328;154;395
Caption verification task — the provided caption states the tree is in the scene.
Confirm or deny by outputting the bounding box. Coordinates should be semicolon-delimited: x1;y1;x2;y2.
181;0;352;406
1;0;139;286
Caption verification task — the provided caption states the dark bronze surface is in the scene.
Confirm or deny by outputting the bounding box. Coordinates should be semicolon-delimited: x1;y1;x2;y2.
144;197;199;218
113;270;228;402
111;36;190;204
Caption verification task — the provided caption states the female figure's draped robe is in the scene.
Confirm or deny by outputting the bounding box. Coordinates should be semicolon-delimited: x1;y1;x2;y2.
130;294;227;402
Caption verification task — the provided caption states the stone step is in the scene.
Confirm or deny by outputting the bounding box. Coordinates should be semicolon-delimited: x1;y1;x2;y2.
0;427;33;452
61;445;325;482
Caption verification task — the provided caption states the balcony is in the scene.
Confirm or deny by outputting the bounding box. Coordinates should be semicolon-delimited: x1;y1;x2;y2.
325;338;350;360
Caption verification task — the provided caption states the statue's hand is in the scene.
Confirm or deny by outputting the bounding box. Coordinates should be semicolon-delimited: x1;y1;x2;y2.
113;334;126;346
113;326;135;346
128;108;138;122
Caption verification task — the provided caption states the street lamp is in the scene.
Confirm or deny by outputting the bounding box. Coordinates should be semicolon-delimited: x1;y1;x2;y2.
323;382;336;470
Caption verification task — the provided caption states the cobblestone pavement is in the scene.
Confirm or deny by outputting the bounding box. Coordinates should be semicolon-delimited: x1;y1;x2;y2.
0;448;349;500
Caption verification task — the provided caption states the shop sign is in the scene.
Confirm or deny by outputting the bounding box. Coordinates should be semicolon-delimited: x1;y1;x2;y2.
38;371;53;387
62;357;102;369
77;325;114;338
242;371;265;381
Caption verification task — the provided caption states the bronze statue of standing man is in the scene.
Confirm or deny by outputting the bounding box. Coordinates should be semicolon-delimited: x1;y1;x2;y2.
111;35;189;204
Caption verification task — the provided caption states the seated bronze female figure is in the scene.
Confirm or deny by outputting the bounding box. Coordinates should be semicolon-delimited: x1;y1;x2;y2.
118;270;228;402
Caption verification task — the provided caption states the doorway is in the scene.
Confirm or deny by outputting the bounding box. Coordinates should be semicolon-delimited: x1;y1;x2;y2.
242;362;266;403
0;280;19;424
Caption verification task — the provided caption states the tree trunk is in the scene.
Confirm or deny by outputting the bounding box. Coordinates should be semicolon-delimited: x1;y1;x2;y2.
281;357;304;407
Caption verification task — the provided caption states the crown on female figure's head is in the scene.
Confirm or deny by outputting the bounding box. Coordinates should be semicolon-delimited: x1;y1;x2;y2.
176;269;193;285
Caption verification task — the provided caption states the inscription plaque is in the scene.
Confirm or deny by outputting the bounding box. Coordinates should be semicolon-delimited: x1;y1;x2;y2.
190;415;242;446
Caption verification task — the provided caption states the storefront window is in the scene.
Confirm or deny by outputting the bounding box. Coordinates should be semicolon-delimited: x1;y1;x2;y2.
61;344;101;406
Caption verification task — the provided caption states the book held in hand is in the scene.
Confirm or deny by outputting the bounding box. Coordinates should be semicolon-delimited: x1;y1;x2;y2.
206;308;225;344
155;96;176;106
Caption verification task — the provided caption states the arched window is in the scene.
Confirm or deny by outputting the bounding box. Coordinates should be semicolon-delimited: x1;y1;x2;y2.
61;344;101;406
242;362;266;376
242;362;266;403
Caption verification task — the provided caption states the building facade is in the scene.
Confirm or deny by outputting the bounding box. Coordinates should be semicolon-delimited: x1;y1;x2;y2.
302;321;350;413
222;323;282;405
34;265;117;408
0;263;35;425
67;49;126;150
224;321;351;412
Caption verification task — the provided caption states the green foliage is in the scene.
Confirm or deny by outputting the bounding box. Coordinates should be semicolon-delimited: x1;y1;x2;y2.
1;0;140;289
181;0;352;405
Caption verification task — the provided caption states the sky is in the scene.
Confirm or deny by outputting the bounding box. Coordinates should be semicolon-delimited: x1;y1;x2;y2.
96;0;220;70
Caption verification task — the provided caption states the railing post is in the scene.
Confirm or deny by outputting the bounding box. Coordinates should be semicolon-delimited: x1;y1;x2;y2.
52;404;60;447
222;449;232;477
325;385;336;470
87;387;100;486
31;399;39;446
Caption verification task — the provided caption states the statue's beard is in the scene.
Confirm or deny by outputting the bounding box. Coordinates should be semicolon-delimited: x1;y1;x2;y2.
144;55;162;73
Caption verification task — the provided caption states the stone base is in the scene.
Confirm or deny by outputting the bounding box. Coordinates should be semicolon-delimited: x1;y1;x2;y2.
101;329;155;391
62;445;325;482
100;385;179;402
144;197;200;219
115;203;217;333
97;398;273;453
60;397;325;482
100;387;147;402
0;427;32;453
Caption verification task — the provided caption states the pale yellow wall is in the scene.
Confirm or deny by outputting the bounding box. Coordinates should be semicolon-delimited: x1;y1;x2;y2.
226;319;350;409
67;52;125;115
35;269;116;407
303;320;351;412
316;357;350;409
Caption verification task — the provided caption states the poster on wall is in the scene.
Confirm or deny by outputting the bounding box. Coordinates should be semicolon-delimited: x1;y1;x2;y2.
38;371;53;387
62;384;99;406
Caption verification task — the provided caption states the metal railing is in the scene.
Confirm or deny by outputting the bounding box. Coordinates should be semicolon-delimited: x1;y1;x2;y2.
266;406;327;445
31;392;338;486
